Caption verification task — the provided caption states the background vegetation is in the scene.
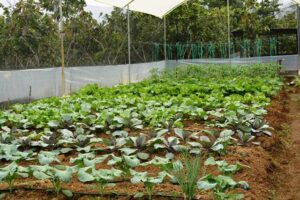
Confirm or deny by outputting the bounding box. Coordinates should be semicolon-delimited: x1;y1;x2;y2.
0;0;296;69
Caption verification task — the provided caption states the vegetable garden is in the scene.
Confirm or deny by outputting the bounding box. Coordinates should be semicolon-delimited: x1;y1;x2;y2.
0;64;285;199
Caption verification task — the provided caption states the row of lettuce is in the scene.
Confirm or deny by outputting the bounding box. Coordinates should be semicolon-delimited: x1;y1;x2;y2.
0;64;282;199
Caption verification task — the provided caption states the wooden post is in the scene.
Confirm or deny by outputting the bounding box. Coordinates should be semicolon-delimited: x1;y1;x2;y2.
29;86;32;102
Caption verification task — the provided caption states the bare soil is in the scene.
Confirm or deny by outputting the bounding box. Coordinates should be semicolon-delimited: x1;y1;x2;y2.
272;88;300;200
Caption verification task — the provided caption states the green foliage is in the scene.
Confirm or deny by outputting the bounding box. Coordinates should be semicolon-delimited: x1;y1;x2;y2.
295;77;300;87
0;0;292;69
130;170;168;200
198;157;249;200
30;165;75;196
167;152;202;200
78;167;122;197
0;64;283;198
0;162;29;193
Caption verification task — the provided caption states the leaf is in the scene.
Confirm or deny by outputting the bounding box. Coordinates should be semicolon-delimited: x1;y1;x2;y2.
62;190;73;198
124;155;140;167
38;152;59;165
55;168;73;183
174;128;184;139
81;103;91;112
134;192;144;198
0;193;6;199
166;153;174;159
61;129;73;139
78;169;95;182
120;148;136;156
205;157;216;166
239;181;250;190
137;152;149;160
199;136;211;143
76;146;91;153
217;175;237;186
59;148;73;154
112;130;128;138
157;129;168;137
48;121;60;128
220;130;234;137
211;143;224;152
33;171;50;180
0;171;9;181
197;180;217;190
263;130;272;137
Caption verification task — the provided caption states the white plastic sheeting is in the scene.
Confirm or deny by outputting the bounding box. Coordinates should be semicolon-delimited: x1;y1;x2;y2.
0;61;165;103
0;68;60;103
64;61;165;93
94;0;187;18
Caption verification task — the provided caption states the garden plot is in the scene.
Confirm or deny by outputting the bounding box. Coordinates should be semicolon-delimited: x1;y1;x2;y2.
0;64;284;200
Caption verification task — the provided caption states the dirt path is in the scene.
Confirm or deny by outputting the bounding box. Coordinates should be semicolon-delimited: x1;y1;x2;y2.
275;92;300;200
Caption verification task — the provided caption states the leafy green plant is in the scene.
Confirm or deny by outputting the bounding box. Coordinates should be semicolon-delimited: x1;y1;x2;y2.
174;128;196;142
103;137;127;151
0;144;35;161
70;153;109;167
130;170;168;200
251;118;273;137
200;130;234;155
37;151;60;165
154;137;184;153
107;154;140;178
204;157;241;176
0;162;29;193
198;174;249;200
198;157;249;200
78;167;122;198
30;165;75;197
162;113;182;132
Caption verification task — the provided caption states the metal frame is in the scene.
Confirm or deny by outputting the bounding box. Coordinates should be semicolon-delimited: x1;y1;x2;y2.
59;0;65;95
227;0;231;65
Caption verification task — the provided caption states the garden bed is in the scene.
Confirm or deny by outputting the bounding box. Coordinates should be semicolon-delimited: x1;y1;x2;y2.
0;64;289;200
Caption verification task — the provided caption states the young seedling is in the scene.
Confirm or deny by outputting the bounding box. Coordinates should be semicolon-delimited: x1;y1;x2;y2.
107;154;140;179
31;165;75;197
174;128;196;142
198;174;249;200
78;167;122;198
130;169;167;200
0;162;29;193
70;153;109;168
198;157;249;200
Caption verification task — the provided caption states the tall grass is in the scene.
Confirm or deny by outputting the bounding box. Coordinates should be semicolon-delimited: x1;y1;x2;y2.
167;152;202;200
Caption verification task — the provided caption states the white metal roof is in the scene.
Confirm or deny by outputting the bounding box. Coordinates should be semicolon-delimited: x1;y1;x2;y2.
93;0;187;18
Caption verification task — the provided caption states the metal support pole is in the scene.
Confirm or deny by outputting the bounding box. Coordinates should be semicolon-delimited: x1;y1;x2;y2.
127;6;131;83
59;0;65;95
164;16;167;61
227;0;231;65
297;5;300;56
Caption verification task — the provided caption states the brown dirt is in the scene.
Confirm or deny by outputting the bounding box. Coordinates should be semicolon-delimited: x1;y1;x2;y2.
272;88;300;200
